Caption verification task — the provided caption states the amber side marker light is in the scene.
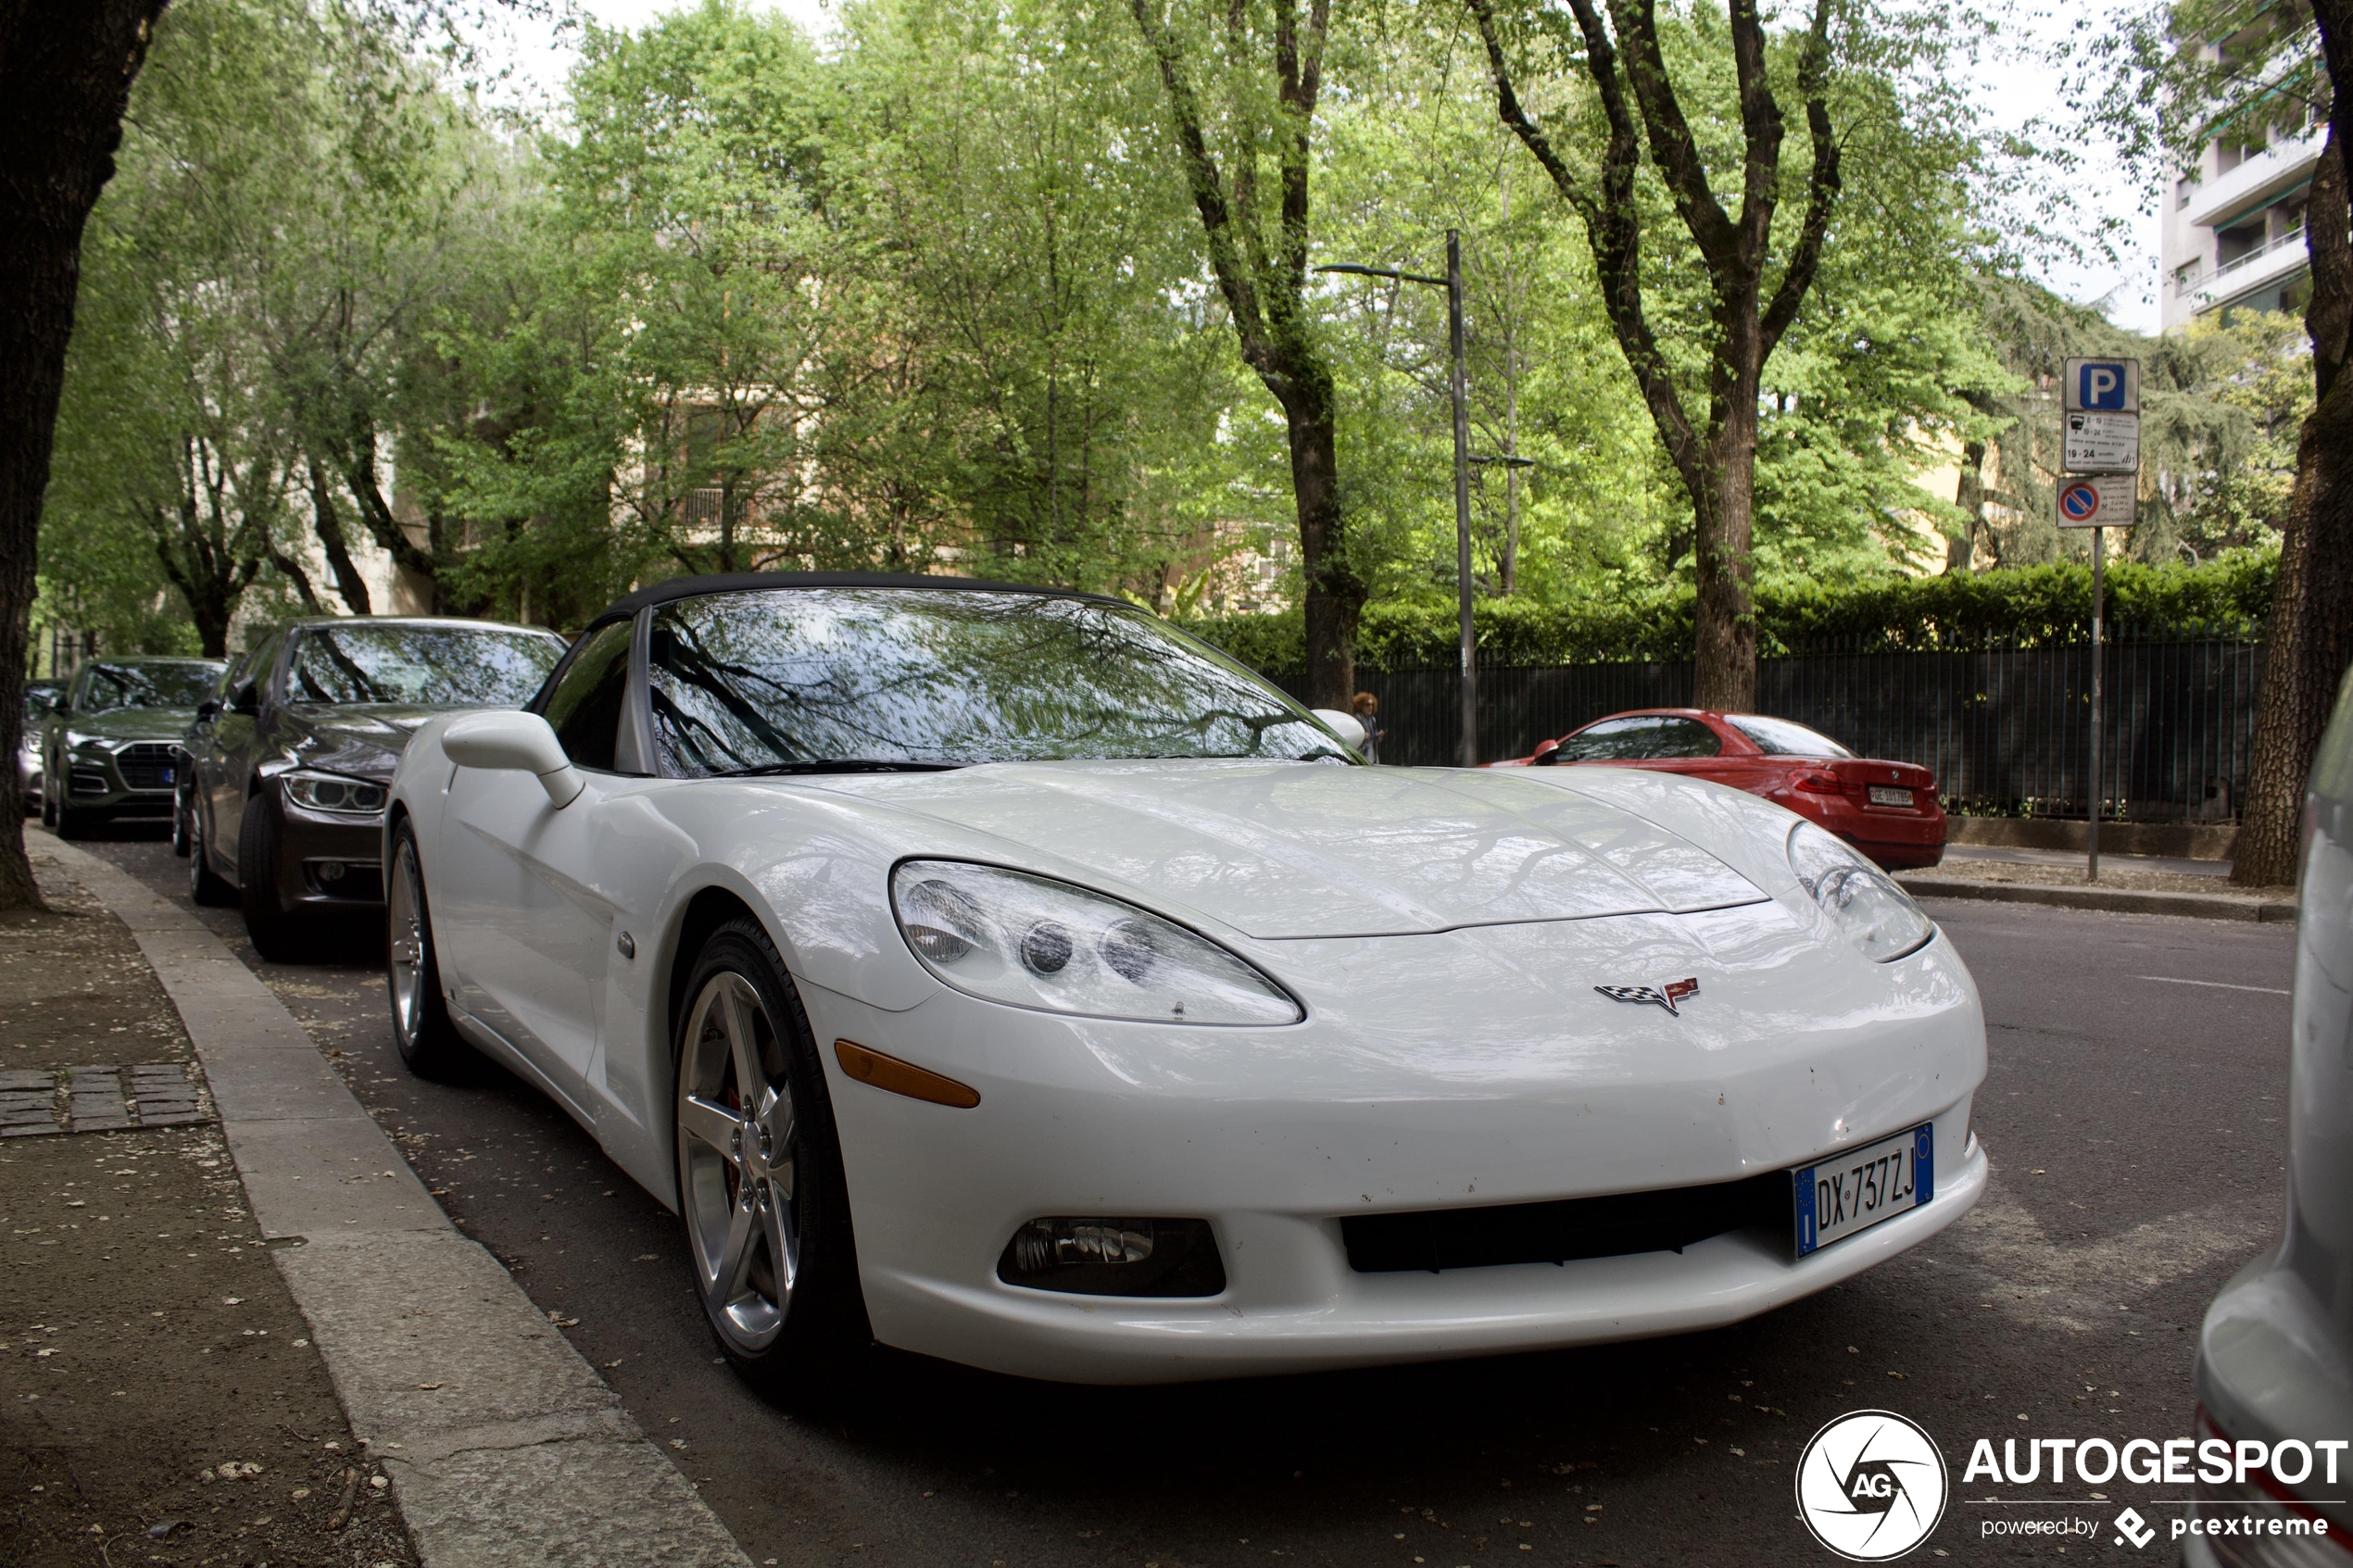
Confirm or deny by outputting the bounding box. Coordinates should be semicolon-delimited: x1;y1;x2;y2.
834;1039;981;1109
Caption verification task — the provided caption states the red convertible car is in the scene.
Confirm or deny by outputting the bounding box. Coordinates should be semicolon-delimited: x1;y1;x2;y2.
1491;709;1946;871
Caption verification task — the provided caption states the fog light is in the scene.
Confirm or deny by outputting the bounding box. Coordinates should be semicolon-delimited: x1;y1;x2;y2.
997;1216;1225;1298
318;860;346;883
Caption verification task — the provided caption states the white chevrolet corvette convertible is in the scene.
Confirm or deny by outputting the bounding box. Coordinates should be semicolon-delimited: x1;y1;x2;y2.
384;573;1988;1389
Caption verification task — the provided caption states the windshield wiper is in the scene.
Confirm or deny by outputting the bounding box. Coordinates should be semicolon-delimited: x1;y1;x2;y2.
714;759;966;777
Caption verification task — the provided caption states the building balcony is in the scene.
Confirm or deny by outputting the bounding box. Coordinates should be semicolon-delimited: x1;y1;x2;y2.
2185;127;2326;229
2185;225;2309;311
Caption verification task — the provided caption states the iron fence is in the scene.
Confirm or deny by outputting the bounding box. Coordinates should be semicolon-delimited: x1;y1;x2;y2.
1271;633;2264;822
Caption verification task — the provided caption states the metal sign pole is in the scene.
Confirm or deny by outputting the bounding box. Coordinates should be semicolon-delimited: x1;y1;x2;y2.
1447;230;1476;769
2090;525;2104;883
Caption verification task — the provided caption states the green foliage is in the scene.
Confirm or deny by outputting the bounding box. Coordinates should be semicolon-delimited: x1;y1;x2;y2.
1181;550;2279;668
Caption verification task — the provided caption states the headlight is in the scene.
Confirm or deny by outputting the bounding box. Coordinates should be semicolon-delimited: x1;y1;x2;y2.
889;860;1302;1025
1786;822;1933;961
281;770;387;816
67;731;106;752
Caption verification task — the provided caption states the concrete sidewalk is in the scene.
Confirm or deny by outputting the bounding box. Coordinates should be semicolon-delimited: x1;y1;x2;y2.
1898;870;2297;922
32;832;754;1568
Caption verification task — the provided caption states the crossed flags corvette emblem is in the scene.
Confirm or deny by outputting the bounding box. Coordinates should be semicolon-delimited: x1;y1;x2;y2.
1594;977;1702;1016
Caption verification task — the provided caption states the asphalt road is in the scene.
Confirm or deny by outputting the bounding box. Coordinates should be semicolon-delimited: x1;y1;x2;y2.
68;822;2297;1567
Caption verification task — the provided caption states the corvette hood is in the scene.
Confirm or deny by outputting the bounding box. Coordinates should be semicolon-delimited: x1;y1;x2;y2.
802;759;1767;939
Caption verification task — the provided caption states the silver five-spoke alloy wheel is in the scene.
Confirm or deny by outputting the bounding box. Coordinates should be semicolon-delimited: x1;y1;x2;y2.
677;972;799;1354
387;836;430;1046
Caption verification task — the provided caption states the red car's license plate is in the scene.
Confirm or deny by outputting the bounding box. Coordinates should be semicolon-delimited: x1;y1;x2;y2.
1868;784;1913;807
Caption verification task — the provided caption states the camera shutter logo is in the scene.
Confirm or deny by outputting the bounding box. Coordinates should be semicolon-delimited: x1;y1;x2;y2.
1794;1410;1949;1561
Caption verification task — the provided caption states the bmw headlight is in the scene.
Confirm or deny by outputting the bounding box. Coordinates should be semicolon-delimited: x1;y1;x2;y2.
890;860;1302;1025
1786;822;1934;961
281;770;387;816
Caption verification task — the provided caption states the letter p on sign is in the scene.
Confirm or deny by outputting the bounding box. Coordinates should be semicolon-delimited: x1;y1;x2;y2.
2064;356;2139;412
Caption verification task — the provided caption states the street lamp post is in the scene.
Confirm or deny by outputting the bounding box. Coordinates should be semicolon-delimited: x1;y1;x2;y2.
1316;230;1478;767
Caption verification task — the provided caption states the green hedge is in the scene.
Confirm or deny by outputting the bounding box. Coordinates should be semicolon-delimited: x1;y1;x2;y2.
1176;553;2277;671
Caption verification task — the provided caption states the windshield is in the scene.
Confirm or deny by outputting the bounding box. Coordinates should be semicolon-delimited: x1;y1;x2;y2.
646;587;1352;774
286;623;564;708
77;662;223;713
1727;714;1853;758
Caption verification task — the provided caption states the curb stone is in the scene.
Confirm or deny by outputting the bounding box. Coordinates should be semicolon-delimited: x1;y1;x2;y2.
31;833;754;1568
1898;873;2298;923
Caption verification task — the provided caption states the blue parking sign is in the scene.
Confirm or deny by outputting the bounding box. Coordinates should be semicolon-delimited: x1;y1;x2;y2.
2063;356;2138;412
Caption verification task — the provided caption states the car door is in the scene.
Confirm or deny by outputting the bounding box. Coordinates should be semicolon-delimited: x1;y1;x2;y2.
434;620;635;1108
42;668;82;809
203;630;281;875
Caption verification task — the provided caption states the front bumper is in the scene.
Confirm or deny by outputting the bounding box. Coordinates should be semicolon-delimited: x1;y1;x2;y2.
268;797;388;907
59;744;177;818
800;908;1988;1383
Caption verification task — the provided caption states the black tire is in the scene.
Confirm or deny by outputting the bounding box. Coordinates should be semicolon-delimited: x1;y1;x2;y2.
170;789;193;857
40;780;56;829
673;920;868;1401
55;802;90;840
237;792;302;961
386;821;469;1076
188;806;236;907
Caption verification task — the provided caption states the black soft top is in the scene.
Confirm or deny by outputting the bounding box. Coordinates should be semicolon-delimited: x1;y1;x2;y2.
584;571;1129;633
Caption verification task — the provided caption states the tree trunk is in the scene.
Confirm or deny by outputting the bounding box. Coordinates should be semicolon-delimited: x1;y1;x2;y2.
309;458;371;614
1127;0;1360;707
1951;437;1988;573
1288;403;1358;706
1692;395;1758;711
2233;119;2352;889
1466;0;1835;717
0;0;170;910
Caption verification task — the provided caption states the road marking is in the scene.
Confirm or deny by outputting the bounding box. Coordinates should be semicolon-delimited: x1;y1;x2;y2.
2134;975;2290;996
32;834;753;1568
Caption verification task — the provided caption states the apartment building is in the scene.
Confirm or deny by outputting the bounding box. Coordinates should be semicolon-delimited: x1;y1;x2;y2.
2159;85;2323;331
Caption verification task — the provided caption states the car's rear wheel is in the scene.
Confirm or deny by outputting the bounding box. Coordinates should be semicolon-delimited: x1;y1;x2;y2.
674;921;867;1399
386;822;468;1076
237;794;301;961
170;790;193;857
188;807;236;907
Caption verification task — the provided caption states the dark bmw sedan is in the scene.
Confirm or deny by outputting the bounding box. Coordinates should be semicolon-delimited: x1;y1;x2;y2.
178;616;566;960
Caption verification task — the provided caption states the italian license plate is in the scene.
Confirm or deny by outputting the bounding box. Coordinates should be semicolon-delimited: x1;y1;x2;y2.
1869;784;1913;807
1793;1125;1931;1257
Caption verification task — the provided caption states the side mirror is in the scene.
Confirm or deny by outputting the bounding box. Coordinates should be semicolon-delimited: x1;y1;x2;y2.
229;680;259;716
1530;738;1562;766
443;710;584;808
1310;708;1368;751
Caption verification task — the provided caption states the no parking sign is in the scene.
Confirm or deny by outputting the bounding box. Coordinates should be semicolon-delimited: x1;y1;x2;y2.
2057;475;2132;529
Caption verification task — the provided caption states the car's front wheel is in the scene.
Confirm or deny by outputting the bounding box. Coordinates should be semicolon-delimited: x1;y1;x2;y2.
674;920;867;1399
237;794;301;961
386;822;468;1076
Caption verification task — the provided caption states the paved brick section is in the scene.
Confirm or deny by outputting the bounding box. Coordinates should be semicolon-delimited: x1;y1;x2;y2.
0;1061;210;1135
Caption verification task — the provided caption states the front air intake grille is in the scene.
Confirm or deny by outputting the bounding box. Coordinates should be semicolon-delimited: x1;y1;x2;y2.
118;743;176;791
1341;1172;1794;1273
